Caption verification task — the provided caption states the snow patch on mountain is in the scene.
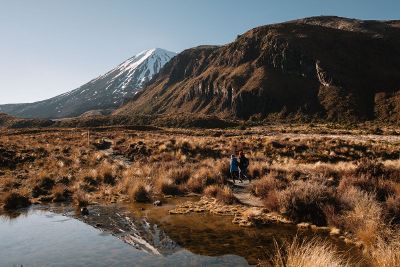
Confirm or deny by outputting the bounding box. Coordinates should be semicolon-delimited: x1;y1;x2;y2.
0;48;176;119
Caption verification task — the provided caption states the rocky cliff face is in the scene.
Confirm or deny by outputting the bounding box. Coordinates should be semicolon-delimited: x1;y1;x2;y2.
116;17;400;122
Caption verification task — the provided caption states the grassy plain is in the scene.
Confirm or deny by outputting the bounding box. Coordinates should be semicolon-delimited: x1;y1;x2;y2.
1;124;399;266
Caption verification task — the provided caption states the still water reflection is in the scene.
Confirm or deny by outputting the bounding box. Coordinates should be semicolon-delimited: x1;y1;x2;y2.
0;203;346;267
0;209;251;266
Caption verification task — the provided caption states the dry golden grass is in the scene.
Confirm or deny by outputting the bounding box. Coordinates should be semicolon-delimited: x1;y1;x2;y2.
73;190;89;207
204;185;238;204
167;167;192;185
0;125;399;256
51;184;69;202
251;172;286;199
271;237;350;267
261;225;400;267
128;180;151;203
339;187;382;246
367;230;400;267
155;175;182;196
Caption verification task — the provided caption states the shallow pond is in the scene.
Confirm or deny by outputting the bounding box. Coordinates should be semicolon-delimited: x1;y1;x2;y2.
0;200;358;267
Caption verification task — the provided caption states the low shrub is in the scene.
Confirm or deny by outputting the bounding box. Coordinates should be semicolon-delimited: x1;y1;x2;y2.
52;184;71;202
32;176;55;197
340;173;396;202
128;181;151;203
355;159;386;178
97;163;117;185
278;181;338;225
156;177;182;196
204;185;238;205
73;191;89;207
167;167;191;185
3;192;31;211
250;172;287;199
248;161;269;179
186;167;223;193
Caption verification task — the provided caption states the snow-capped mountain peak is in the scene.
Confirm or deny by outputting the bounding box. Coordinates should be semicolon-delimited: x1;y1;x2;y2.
109;48;177;90
93;48;176;92
0;48;177;119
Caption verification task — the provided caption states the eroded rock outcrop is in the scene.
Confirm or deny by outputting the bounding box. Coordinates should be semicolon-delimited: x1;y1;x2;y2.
116;16;400;123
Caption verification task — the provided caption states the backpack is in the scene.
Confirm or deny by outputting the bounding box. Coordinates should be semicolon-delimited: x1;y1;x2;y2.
242;157;249;168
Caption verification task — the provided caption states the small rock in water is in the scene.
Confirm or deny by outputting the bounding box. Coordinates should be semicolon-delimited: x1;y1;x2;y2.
153;200;162;206
80;207;89;215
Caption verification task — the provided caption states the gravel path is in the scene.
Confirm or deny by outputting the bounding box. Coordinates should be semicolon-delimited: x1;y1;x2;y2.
228;180;264;207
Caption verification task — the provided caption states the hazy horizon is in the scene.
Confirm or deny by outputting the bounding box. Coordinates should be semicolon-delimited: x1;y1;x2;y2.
0;0;399;104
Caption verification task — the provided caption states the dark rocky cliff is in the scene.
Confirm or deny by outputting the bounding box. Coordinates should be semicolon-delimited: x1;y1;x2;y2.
116;16;400;122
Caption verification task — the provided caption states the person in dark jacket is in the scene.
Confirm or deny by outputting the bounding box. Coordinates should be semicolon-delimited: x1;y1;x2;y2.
230;154;241;183
239;151;250;182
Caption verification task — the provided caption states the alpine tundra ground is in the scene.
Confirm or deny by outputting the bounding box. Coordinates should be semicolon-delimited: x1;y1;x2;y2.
1;123;399;266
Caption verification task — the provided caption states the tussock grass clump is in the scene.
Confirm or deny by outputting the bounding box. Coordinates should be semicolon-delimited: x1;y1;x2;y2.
248;161;269;179
52;184;70;202
250;172;288;211
32;176;55;197
385;195;400;224
251;172;287;198
2;192;31;211
167;167;192;185
279;181;338;225
77;170;99;192
204;185;237;204
340;187;382;246
367;230;400;267
73;191;89;207
271;237;350;267
151;165;191;196
97;162;117;185
186;175;205;193
339;170;397;202
83;173;99;186
186;167;224;193
155;176;182;196
355;159;386;178
214;160;231;180
128;180;151;203
203;185;220;198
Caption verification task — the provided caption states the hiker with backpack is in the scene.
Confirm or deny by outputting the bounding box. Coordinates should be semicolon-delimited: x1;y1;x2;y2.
230;154;241;184
239;151;250;182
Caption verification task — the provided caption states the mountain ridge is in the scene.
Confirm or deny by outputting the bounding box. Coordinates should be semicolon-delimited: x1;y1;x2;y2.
115;16;400;122
0;48;176;119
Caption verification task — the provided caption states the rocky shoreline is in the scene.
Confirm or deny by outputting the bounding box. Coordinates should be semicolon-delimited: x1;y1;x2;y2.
169;196;365;250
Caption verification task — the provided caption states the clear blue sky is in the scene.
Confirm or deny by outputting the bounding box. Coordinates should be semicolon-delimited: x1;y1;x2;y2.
0;0;398;104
